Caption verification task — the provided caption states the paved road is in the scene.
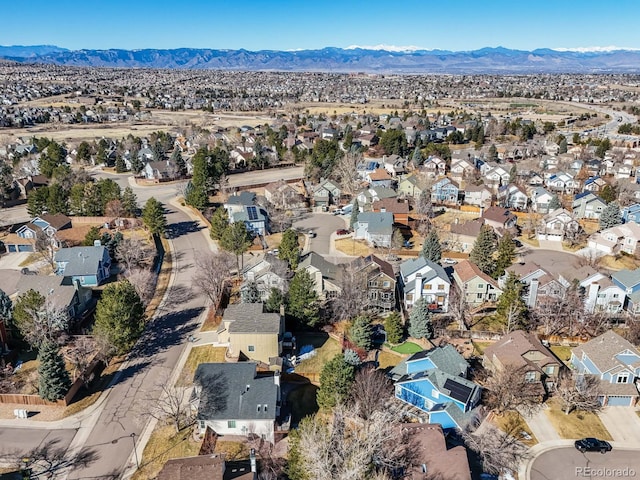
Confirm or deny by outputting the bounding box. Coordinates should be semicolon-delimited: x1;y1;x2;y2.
293;212;348;255
530;446;640;480
0;428;77;466
227;166;304;188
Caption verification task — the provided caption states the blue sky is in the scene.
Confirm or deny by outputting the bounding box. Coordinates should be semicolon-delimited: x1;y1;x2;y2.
2;0;640;52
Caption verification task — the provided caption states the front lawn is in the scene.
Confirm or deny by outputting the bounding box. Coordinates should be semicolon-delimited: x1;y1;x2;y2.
132;425;202;480
377;350;403;369
178;346;227;385
388;342;423;354
295;333;342;375
493;411;538;447
545;399;612;440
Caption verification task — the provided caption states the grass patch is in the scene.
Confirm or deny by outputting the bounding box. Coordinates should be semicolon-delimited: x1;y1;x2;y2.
178;346;227;385
472;341;493;356
288;384;319;425
517;236;540;248
493;411;538;447
215;441;250;460
200;307;222;332
132;424;201;480
295;333;342;375
545;398;612;440
388;342;423;354
549;345;573;365
334;238;372;256
377;350;403;369
600;254;640;271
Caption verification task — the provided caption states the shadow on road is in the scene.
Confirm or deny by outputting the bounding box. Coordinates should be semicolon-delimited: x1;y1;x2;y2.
131;307;204;358
166;220;205;239
108;360;154;388
166;284;194;304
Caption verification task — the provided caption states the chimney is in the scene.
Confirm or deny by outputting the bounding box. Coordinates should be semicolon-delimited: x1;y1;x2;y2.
250;448;257;473
274;370;280;387
414;273;423;303
279;304;285;317
586;282;599;314
527;279;539;308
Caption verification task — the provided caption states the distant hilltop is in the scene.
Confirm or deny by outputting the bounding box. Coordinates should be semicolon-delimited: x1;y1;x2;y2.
2;44;640;74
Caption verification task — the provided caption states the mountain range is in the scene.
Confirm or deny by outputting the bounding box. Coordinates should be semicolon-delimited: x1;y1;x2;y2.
2;45;640;73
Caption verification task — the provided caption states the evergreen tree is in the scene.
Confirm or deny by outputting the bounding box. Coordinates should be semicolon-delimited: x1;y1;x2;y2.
286;426;310;480
421;229;442;263
469;225;497;276
558;137;568;154
220;222;253;275
349;315;374;351
350;200;360;229
496;272;528;333
171;149;187;177
38;340;72;402
279;228;301;269
412;146;423;165
599;202;622;229
549;195;561;211
187;146;209;210
316;354;356;410
288;269;320;328
343;349;362;367
265;287;285;313
83;226;102;246
0;289;11;350
46;183;69;215
494;231;516;279
209;207;230;241
384;312;403;344
241;281;260;303
121;186;138;217
141;197;167;235
407;297;434;339
115;154;127;173
93;280;145;356
600;184;618;204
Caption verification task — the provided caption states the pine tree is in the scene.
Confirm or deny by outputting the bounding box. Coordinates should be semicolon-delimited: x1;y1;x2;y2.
384;312;403;344
265;287;285;313
187;146;209;210
209;207;230;241
350;199;360;229
599;202;622;229
408;297;434;339
421;229;442;263
279;228;301;269
141;197;167;235
38;340;72;402
220;222;252;275
343;349;362;366
549;195;561;211
121;186;138;217
316;354;355;409
241;281;260;303
558;137;568;154
83;226;102;246
349;315;374;351
115;155;127;173
288;269;320;328
496;272;528;333
469;224;497;276
494;231;516;279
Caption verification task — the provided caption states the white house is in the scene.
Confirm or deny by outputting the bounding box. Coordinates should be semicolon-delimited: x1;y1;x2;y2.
399;257;450;312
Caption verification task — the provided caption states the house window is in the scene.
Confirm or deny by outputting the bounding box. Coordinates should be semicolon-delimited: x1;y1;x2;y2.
257;405;262;412
617;373;630;384
264;405;267;412
383;281;391;288
432;389;439;399
199;420;205;431
424;284;432;290
544;365;555;375
476;293;483;299
248;345;255;352
228;420;236;428
368;281;378;287
477;283;484;289
525;371;537;383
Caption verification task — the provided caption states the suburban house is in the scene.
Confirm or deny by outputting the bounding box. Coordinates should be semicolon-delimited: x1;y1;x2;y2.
356;186;397;205
421;155;447;177
193;363;281;443
463;184;492;208
142;159;180;181
483;330;562;394
366;168;393;188
397;174;425;198
505;262;565;308
54;246;112;286
497;183;529;210
217;303;284;367
5;214;72;252
572;192;607;219
241;253;290;302
529;187;554;214
382;154;408;177
537;208;581;242
263;181;306;210
546;172;579;194
588;223;640;256
622;203;640;224
312;179;341;207
224;193;269;236
431;178;460;206
450;158;475;181
481;206;517;234
372;198;410;226
13;274;93;320
570;330;640;406
612;268;640;314
399;423;471;480
452;260;502;308
157;453;256;480
583;176;607;193
298;251;343;300
582;277;626;314
389;345;482;429
399;257;450;312
353;212;393;248
447;218;484;253
350;254;397;312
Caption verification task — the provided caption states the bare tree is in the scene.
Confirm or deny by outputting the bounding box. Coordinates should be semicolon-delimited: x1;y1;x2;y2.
482;365;543;416
554;371;602;415
448;283;470;331
460;420;528;476
350;367;393;420
35;231;57;269
104;199;125;218
115;236;152;272
331;151;362;196
193;252;235;306
124;267;157;306
141;373;195;433
331;262;367;322
63;336;99;387
532;285;585;336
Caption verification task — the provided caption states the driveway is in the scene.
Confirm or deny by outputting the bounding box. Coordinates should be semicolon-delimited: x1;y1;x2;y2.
293;213;348;255
521;406;561;443
530;446;640;480
598;407;640;444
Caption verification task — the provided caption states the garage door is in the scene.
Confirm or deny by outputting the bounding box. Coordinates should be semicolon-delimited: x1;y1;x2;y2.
17;245;33;252
7;245;16;252
607;395;633;406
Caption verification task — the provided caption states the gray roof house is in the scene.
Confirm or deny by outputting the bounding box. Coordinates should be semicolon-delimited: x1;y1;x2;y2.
353;212;393;248
399;257;451;311
193;363;281;443
54;246;111;287
298;251;343;300
13;274;93;320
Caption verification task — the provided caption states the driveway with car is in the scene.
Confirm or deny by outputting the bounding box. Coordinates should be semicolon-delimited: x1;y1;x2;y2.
293;213;347;255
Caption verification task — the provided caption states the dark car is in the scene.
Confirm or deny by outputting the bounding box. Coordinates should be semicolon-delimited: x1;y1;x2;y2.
574;438;612;453
336;229;349;235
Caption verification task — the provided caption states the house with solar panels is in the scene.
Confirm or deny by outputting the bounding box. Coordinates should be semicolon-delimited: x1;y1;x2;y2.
224;192;269;236
389;345;482;429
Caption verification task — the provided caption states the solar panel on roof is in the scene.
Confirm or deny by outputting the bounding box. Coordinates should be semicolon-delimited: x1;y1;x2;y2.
247;206;258;221
443;378;472;403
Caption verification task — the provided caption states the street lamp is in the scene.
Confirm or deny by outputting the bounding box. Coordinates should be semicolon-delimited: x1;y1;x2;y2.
130;433;140;470
21;457;31;480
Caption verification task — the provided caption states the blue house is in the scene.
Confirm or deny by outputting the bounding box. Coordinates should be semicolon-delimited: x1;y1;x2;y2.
430;178;460;206
389;345;482;429
224;192;269;236
611;268;640;314
54;246;112;286
570;330;640;406
622;203;640;224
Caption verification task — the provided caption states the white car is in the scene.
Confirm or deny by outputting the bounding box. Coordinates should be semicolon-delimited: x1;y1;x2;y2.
443;258;457;265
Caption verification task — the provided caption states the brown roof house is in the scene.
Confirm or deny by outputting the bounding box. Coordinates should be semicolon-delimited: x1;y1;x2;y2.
481;206;517;235
157;453;256;480
452;260;502;308
447;218;484;253
484;330;562;394
372;197;410;226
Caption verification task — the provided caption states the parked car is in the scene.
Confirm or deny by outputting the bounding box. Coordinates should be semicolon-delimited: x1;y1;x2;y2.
308;230;316;238
443;258;458;265
574;438;612;453
336;229;349;235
